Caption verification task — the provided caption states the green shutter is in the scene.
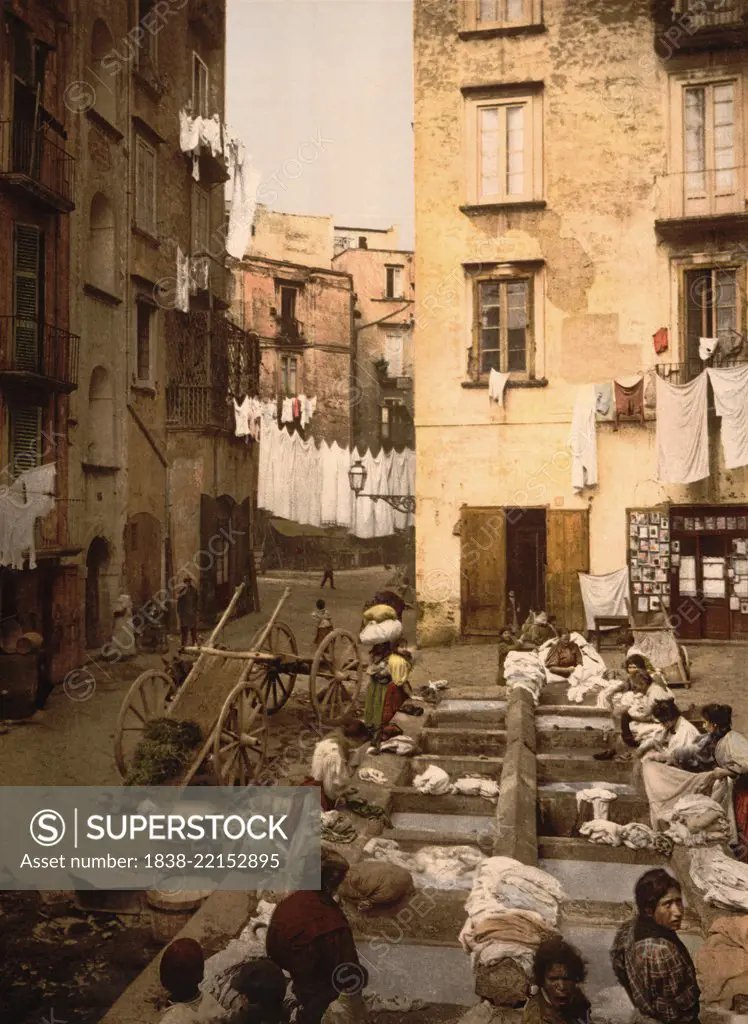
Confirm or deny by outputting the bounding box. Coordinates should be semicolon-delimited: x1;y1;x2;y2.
13;224;42;372
9;405;42;478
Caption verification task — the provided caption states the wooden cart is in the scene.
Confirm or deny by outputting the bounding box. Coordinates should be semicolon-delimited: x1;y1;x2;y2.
114;584;363;785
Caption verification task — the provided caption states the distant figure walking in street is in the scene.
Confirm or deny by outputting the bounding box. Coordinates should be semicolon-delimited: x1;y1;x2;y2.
320;556;335;589
611;868;700;1024
176;575;199;649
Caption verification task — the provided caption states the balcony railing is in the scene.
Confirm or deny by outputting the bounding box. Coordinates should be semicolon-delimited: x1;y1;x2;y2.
0;315;80;392
655;168;748;228
654;0;748;52
656;352;748;387
0;119;75;212
166;383;231;431
277;316;305;344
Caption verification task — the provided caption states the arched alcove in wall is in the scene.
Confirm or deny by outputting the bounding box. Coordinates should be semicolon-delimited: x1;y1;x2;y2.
85;536;111;649
88;193;116;295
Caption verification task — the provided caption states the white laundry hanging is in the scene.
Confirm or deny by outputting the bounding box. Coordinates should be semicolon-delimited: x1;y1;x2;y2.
656;372;709;484
708;365;748;469
570;384;598;491
578;568;629;632
175;245;190;313
0;463;56;570
699;336;719;361
488;368;509;406
226;140;261;261
233;396;251;437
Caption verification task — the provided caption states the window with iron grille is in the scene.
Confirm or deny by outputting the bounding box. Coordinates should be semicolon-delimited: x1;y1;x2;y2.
472;275;533;379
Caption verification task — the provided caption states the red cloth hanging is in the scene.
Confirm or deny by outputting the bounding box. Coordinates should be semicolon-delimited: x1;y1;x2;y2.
653;327;669;354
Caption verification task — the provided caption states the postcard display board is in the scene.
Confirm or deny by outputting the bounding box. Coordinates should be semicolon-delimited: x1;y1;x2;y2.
670;509;748;641
627;507;671;624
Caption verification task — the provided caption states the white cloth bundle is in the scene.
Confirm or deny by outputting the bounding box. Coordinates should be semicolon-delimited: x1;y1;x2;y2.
413;764;451;795
596;679;627;710
477;942;535;974
566;664;608;704
504;651;546;704
358;767;387;786
362;838;484;885
656;372;709;484
464;856;565;928
578;568;629;632
450;777;500;801
378;734;419;756
620;822;674;856
359;618;403;646
579;820;623;846
665;794;731;847
708;364;748;470
699;336;719;361
690;848;748;912
576;787;618;821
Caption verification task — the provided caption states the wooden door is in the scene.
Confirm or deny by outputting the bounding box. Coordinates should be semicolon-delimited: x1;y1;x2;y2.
460;507;506;637
546;509;589;632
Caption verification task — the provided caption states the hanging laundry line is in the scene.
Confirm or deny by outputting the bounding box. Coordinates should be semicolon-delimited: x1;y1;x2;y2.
257;419;415;539
232;395;318;439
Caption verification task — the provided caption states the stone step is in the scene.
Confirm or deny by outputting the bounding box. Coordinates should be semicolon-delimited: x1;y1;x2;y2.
390;786;496;817
383;827;495;852
388;811;497;843
354;939;479;1009
538;835;666;864
536;754;632;786
536;725;616;752
411;753;504;781
429;699;507;728
421;728;506;757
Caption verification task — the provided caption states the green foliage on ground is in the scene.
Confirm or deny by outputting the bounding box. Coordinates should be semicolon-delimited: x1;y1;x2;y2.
125;718;203;786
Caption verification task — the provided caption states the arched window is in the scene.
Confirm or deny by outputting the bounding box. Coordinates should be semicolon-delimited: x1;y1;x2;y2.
88;365;115;466
88;193;115;295
88;20;117;125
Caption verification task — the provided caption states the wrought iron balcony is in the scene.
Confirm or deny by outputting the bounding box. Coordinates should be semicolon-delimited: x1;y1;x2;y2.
188;0;225;49
0;119;75;212
277;316;305;345
656;351;748;387
166;383;231;431
0;316;80;392
653;0;748;53
34;497;83;557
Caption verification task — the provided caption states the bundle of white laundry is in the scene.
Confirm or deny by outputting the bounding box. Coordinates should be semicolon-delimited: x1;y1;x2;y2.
378;734;419;756
413;765;499;802
363;837;484;888
503;651;547;704
665;794;732;848
690;848;748;912
460;857;565;975
580;819;673;856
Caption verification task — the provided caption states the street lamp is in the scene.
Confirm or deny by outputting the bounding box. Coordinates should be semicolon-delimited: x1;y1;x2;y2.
348;459;416;515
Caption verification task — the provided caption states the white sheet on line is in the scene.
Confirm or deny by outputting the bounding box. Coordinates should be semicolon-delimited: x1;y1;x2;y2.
708;364;748;470
578;567;630;632
570;384;598;491
656;372;709;484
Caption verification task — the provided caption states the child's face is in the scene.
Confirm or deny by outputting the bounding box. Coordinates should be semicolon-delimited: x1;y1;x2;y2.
543;964;576;1007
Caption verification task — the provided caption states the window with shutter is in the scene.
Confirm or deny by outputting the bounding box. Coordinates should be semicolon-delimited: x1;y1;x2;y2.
9;405;42;478
13;224;42;373
136;302;153;382
135;137;157;235
192;186;210;253
192;53;209;118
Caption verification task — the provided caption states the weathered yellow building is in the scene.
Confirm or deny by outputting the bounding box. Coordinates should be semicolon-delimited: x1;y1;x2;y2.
414;0;748;645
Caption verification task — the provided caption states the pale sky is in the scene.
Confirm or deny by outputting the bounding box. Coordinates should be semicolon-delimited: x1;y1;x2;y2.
226;0;415;247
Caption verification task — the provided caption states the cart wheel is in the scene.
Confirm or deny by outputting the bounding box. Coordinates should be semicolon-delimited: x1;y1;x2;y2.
114;670;178;779
248;621;298;714
309;628;363;724
213;681;268;785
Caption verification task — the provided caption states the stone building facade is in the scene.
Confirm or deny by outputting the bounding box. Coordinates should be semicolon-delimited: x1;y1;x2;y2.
333;242;415;449
232;207;354;448
414;0;748;644
0;0;82;691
